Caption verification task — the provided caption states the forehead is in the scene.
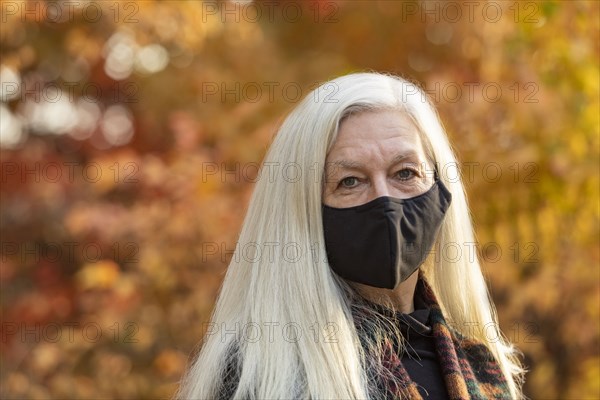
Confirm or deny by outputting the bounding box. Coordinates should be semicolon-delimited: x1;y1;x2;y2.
327;110;427;160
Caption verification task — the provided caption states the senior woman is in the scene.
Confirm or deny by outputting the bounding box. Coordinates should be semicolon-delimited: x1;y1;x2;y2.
176;72;526;399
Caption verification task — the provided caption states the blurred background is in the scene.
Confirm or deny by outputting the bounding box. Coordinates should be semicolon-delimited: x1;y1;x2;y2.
1;0;598;398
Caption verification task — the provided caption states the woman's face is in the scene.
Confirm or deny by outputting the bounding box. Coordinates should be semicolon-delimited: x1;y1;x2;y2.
323;110;434;208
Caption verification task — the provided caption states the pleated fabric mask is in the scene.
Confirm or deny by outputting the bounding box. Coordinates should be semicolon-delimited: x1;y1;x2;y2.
322;178;452;289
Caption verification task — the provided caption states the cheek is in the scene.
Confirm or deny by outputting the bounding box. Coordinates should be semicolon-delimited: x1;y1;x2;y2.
396;180;436;200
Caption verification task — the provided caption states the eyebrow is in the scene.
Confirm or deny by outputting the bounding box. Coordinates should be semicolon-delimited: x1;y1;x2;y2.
327;150;421;172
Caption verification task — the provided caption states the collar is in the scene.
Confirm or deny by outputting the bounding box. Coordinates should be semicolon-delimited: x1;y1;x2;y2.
362;276;433;336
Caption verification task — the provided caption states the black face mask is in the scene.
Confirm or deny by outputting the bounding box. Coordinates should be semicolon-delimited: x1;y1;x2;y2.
322;178;452;289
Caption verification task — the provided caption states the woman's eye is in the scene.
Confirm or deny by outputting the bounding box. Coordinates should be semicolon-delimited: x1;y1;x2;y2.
340;177;359;188
397;168;417;180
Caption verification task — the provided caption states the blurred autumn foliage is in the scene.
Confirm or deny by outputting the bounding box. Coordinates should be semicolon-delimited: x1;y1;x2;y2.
0;0;598;398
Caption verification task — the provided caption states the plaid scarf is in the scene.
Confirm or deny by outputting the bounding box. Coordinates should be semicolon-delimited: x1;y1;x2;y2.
355;274;512;399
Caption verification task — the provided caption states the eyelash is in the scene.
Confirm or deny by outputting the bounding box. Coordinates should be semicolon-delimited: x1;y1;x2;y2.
337;168;419;189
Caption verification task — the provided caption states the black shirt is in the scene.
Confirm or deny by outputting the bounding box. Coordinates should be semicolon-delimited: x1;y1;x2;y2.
365;282;450;399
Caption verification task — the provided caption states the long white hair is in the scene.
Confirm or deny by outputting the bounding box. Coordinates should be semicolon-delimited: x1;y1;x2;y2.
175;72;526;399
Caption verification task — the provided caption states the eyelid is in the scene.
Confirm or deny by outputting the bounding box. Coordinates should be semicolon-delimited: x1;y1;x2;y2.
398;162;421;171
397;166;421;175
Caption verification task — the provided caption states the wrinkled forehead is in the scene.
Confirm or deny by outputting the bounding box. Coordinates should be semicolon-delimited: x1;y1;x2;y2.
326;109;434;168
